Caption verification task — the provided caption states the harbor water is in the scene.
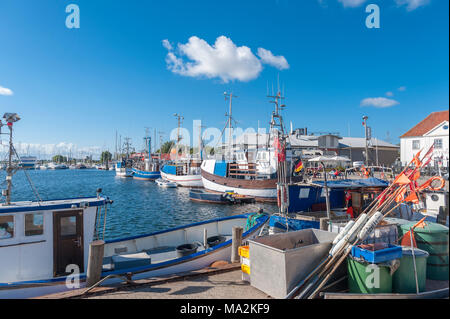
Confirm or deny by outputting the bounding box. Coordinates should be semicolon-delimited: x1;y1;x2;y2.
1;169;276;240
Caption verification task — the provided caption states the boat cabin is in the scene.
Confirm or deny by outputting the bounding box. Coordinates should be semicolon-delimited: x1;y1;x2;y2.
0;197;109;285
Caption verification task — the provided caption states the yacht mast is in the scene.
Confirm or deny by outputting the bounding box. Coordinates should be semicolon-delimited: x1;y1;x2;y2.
1;113;21;205
174;114;184;162
224;92;237;160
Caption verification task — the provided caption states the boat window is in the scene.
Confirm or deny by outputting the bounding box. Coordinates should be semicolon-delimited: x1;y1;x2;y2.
299;188;310;199
25;213;44;236
60;216;77;236
0;215;14;239
320;188;327;198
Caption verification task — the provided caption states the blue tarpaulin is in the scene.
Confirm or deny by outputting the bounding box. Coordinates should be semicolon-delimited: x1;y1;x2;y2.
312;178;389;189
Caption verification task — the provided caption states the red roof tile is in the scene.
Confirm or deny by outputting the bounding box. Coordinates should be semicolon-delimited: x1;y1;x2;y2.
400;110;449;138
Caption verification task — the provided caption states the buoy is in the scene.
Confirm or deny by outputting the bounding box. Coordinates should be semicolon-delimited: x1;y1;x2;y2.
357;211;384;241
332;220;355;246
330;214;368;256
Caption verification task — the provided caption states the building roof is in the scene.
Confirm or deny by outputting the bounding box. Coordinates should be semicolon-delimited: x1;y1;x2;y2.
339;137;399;149
400;110;449;138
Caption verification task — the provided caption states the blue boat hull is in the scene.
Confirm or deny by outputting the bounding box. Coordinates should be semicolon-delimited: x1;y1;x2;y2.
189;190;232;204
132;168;161;180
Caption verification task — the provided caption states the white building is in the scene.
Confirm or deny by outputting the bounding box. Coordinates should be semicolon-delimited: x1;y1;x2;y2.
400;110;449;167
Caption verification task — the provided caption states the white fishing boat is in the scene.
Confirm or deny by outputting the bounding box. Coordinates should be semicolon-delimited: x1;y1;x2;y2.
115;161;133;177
159;114;203;187
39;164;48;170
155;178;177;188
201;92;301;202
0;112;113;299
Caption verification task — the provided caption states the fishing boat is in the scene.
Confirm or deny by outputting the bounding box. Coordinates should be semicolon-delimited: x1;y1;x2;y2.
1;211;267;298
0;112;113;299
115;161;133;178
159;114;203;187
132;134;161;181
19;156;37;169
189;189;255;204
160;162;203;187
201;92;302;202
156;178;177;188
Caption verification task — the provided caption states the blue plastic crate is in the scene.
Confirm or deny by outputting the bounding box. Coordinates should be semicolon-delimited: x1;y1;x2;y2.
351;243;402;263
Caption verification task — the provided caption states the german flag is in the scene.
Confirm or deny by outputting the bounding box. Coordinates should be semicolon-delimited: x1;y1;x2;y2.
294;160;303;173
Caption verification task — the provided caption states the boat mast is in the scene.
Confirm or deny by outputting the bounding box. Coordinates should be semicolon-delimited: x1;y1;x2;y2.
224;92;237;160
174;113;184;162
1;113;21;205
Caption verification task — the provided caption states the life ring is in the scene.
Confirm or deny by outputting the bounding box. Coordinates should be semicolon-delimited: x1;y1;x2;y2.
418;176;445;191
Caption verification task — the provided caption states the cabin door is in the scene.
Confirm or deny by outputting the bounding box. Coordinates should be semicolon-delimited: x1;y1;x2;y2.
53;210;84;277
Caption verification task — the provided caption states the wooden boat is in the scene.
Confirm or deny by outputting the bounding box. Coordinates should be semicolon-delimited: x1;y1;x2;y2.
189;189;255;204
0;213;268;298
156;178;177;188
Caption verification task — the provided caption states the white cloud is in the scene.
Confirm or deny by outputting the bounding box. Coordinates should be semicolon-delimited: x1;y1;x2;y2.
163;36;288;83
360;97;400;108
338;0;367;7
257;48;289;70
386;91;394;97
398;86;407;91
0;86;13;96
1;142;102;160
394;0;430;11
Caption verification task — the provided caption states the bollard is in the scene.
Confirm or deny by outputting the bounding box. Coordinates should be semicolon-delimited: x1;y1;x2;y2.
231;226;243;263
204;228;208;249
86;240;105;287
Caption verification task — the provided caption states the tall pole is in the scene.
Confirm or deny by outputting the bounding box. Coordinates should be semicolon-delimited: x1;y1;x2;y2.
174;114;184;162
224;92;237;160
6;124;13;205
363;116;369;166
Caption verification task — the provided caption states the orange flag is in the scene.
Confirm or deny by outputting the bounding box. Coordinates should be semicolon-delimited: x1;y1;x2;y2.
394;173;411;185
404;192;419;204
395;188;407;203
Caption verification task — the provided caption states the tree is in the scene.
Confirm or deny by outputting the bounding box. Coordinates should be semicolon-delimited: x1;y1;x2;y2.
160;141;175;154
100;151;112;164
52;155;67;163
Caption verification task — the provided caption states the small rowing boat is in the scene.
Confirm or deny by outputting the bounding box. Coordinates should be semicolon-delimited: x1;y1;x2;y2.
156;178;177;188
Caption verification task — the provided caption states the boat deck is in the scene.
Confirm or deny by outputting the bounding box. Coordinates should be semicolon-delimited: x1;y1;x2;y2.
102;235;233;271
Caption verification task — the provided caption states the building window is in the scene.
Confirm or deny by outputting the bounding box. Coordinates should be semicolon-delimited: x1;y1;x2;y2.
25;213;44;236
0;215;14;239
412;140;420;150
434;139;443;149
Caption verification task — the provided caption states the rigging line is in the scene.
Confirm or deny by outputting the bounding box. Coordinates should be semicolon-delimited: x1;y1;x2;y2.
11;145;43;203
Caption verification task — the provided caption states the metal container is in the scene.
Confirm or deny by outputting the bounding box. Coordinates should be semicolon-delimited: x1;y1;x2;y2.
248;228;337;299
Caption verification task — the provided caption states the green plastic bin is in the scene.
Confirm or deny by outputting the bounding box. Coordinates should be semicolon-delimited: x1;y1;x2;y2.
400;222;449;280
393;247;429;293
347;257;393;294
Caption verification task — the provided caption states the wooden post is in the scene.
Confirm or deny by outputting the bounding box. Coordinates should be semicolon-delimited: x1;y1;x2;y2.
86;240;105;287
320;218;329;231
231;226;243;263
203;228;208;249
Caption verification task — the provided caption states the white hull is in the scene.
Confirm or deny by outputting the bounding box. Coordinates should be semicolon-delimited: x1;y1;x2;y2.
160;171;203;187
201;176;277;199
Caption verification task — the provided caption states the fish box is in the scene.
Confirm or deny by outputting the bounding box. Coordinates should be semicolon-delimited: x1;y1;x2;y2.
248;228;337;299
351;243;402;264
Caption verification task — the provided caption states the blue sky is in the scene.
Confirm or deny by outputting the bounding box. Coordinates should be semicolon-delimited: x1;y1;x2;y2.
0;0;448;158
